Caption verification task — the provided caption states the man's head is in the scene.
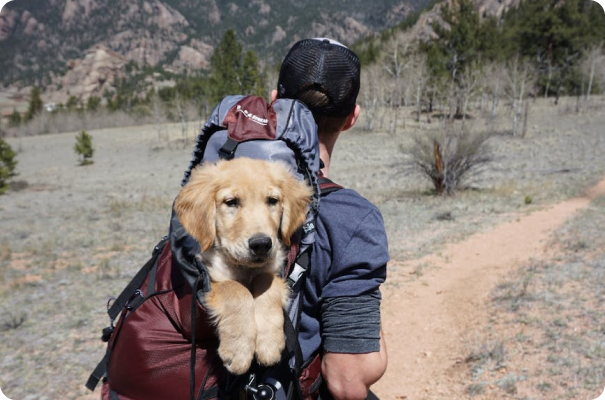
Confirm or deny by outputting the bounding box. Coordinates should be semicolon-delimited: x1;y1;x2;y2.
277;38;361;124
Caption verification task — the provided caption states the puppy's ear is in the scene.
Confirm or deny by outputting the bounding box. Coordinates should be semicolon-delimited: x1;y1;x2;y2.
280;175;313;246
175;164;218;252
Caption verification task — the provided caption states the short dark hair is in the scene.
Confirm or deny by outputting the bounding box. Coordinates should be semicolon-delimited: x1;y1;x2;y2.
297;89;350;135
277;38;361;118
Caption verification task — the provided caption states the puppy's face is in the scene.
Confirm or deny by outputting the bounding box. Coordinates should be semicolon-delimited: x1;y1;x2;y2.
175;158;312;267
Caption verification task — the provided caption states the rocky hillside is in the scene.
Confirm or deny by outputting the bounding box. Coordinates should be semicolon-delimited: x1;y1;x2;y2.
0;0;434;89
0;0;531;105
404;0;523;42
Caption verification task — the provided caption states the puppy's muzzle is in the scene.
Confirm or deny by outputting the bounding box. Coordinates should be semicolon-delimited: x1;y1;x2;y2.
248;234;273;258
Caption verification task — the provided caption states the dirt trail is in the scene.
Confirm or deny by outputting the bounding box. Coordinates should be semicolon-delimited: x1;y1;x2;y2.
373;178;605;400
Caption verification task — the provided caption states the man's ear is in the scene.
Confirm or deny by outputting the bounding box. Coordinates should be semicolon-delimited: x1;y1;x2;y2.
342;104;361;132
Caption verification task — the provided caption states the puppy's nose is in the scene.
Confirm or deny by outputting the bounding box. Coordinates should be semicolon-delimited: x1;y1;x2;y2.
248;235;273;257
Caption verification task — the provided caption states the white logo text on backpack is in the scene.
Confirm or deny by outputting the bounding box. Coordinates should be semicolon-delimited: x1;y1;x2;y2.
236;105;269;126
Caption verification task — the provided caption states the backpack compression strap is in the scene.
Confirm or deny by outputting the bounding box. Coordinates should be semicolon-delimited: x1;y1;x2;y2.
85;236;169;392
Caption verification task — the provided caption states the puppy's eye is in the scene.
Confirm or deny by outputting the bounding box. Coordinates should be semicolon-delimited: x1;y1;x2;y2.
267;197;279;206
224;198;239;207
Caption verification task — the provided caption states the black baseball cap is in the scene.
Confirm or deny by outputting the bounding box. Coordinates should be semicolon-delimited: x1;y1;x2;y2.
277;38;361;118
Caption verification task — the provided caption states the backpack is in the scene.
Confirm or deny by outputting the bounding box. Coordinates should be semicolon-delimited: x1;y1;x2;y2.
86;95;342;400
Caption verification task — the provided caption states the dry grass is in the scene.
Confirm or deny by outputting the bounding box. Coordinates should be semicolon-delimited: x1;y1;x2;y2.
465;196;605;399
0;96;604;399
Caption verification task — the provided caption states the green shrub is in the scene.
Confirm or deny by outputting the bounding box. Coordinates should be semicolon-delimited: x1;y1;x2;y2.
0;137;18;194
8;109;22;127
74;130;94;165
87;96;101;111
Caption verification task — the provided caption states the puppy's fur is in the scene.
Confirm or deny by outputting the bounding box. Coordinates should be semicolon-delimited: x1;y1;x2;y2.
175;158;312;374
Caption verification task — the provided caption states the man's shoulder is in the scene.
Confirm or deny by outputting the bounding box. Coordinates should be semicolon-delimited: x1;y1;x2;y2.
317;186;384;234
320;186;379;215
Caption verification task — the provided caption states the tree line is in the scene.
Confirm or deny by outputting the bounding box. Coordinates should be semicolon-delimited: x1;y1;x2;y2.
356;0;604;136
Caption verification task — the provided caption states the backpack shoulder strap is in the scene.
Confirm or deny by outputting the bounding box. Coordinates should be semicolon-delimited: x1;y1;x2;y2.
318;176;344;196
285;178;342;288
282;178;344;359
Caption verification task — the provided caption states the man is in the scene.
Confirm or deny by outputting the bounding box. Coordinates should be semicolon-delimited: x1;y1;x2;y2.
274;38;388;400
95;38;387;400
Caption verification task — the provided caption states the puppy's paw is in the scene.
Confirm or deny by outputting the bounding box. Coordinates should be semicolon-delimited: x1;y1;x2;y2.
219;336;255;375
207;280;257;375
255;329;285;367
251;274;288;367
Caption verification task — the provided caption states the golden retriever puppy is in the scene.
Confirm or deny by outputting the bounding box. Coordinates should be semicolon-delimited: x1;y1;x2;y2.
175;157;312;375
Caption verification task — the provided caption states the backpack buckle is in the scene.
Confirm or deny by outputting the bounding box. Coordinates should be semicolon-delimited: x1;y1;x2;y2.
126;289;144;310
219;138;239;160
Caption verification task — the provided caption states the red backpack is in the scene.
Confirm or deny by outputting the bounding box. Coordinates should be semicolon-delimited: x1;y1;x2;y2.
86;95;342;400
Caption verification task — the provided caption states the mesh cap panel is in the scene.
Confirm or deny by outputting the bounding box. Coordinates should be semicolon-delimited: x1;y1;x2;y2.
277;38;360;118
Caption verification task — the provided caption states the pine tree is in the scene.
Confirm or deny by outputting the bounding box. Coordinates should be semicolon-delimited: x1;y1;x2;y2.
425;0;483;79
8;109;22;127
209;29;244;102
66;95;80;110
208;29;266;102
422;0;493;116
74;130;94;165
503;0;605;99
241;50;265;97
87;96;101;111
24;86;43;121
0;137;18;194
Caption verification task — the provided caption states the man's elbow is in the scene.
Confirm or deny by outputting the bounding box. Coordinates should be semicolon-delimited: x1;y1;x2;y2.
325;380;370;400
321;347;387;400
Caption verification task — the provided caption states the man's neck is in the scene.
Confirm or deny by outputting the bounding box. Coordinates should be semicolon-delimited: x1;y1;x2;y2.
319;141;334;178
318;131;340;178
320;155;330;178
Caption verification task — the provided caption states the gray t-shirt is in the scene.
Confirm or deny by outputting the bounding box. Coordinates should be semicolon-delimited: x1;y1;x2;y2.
299;187;389;361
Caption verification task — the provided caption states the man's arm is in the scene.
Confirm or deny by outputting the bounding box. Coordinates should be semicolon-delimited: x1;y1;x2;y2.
321;330;387;400
318;197;389;400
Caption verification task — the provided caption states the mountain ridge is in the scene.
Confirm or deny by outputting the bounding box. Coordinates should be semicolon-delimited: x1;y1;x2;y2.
0;0;433;88
0;0;531;106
